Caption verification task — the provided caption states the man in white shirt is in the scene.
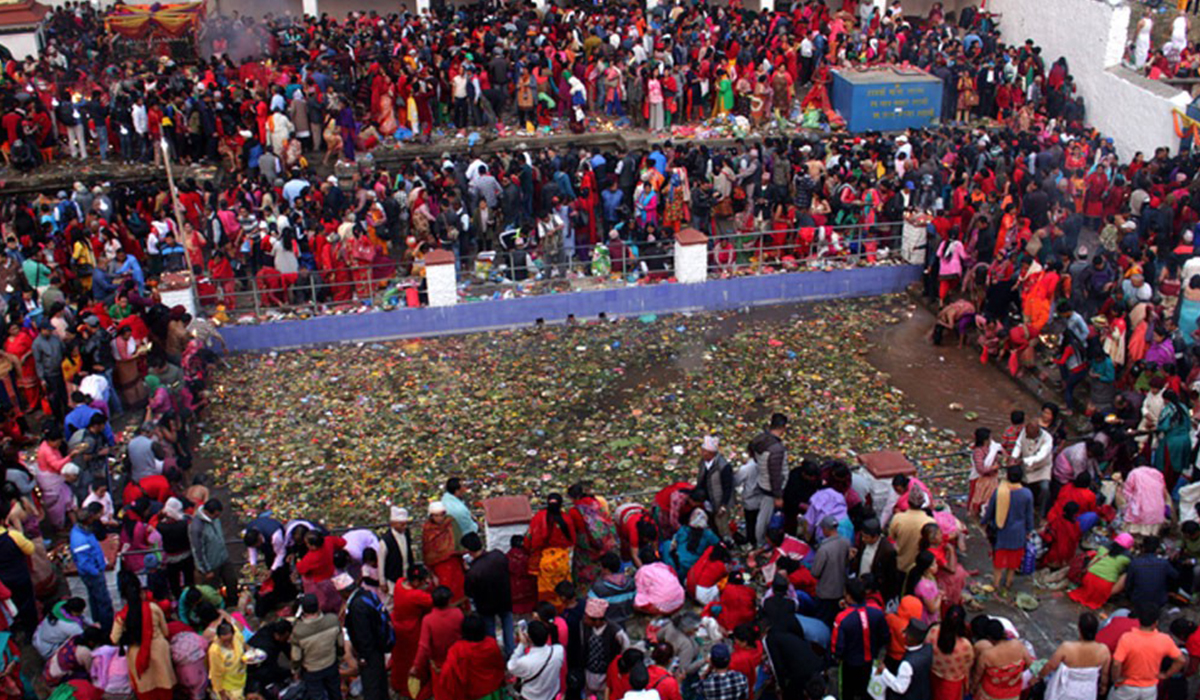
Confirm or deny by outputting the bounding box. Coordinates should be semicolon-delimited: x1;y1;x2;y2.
1011;421;1053;518
378;506;413;595
131;96;148;162
507;620;564;700
78;371;112;411
1137;377;1166;451
879;620;934;699
466;157;488;183
341;529;380;565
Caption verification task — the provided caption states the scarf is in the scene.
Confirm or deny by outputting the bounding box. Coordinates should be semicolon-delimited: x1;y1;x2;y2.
134;601;154;675
422;518;457;567
994;481;1019;529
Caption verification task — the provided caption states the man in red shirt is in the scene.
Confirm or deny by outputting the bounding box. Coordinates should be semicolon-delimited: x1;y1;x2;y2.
411;585;464;699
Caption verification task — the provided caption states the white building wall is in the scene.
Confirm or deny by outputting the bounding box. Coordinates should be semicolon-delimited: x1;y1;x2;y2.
0;30;39;60
990;0;1189;161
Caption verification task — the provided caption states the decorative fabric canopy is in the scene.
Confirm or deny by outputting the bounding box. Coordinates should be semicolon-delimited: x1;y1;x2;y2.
105;2;205;40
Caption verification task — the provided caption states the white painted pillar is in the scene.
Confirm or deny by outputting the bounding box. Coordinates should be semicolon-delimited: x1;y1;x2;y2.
674;228;708;284
302;0;318;18
161;278;199;316
425;250;458;307
415;0;430;16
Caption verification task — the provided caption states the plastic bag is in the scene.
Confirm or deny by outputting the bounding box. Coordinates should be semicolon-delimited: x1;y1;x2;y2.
867;663;887;700
1019;535;1040;575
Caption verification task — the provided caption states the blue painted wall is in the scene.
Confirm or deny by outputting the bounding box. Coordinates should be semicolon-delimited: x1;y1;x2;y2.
220;265;922;352
831;72;943;133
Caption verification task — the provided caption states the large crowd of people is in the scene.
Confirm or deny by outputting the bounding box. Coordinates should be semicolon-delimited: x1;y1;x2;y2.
2;1;1200;700
6;0;1082;308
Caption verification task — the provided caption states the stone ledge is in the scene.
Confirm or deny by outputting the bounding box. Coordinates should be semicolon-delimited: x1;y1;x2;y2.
219;264;923;352
1106;65;1191;103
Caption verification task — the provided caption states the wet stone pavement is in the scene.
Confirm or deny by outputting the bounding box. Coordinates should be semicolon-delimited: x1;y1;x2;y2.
867;302;1097;655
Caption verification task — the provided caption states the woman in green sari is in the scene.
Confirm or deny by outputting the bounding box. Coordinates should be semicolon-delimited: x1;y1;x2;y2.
1152;389;1192;481
715;69;733;116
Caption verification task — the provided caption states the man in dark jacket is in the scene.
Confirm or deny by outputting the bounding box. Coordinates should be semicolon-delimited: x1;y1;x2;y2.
691;180;714;237
852;518;902;605
764;608;823;698
695;435;733;538
879;621;934;700
87;91;109;161
346;583;393;700
747;413;788;546
462;532;513;657
832;580;889;700
247;620;293;694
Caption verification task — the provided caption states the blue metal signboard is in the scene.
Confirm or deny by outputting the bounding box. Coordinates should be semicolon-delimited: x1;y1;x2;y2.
831;69;944;133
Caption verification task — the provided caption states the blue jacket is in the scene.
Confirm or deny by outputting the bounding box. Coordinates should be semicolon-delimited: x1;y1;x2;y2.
64;405;114;445
115;255;145;291
70;525;106;578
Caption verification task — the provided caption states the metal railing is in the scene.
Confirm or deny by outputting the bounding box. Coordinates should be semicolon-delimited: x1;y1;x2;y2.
199;259;418;317
197;220;909;317
704;221;904;275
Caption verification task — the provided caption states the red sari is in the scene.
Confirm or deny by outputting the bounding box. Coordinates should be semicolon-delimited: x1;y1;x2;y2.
729;642;763;689
507;545;538;615
433;638;506;700
685;545;727;599
4;330;38;410
1041;513;1081;569
390;583;433;695
208;257;237;309
351;236;377;298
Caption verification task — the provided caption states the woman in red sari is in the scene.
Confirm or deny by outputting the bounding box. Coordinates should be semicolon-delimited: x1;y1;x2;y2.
422;502;466;607
4;323;38;412
1040;501;1082;570
1083;170;1108;228
433;616;506;700
391;565;433;697
685;544;729;604
351;229;378;299
766;203;794;262
207;251;237;310
528;494;576;610
316;231;353;303
921;522;968;608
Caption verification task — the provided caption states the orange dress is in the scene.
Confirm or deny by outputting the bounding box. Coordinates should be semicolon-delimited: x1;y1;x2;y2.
1022;270;1060;335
